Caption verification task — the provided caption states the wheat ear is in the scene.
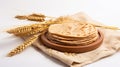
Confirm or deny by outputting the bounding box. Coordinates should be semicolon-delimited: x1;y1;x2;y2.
7;23;48;37
15;13;46;22
7;34;39;57
7;26;33;34
14;24;48;37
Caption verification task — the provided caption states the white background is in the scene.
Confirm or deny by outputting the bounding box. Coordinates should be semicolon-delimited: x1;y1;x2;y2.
0;0;120;67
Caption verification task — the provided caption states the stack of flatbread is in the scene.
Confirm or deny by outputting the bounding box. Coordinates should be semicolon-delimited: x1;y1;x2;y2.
47;22;98;46
33;12;120;67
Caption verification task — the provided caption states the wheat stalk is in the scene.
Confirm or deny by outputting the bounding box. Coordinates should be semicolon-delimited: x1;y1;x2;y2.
7;34;39;57
94;25;120;30
96;25;119;30
15;13;47;22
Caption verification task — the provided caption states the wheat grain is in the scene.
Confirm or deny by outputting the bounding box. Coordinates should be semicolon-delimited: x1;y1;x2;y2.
7;34;39;57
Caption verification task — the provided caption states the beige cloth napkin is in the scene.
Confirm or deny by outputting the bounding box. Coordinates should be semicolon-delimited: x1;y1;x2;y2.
33;12;120;67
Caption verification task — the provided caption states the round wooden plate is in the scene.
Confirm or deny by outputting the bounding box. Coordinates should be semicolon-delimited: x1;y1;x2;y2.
40;30;104;53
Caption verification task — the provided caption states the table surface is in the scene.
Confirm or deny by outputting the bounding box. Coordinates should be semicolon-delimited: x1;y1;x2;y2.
0;0;120;67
